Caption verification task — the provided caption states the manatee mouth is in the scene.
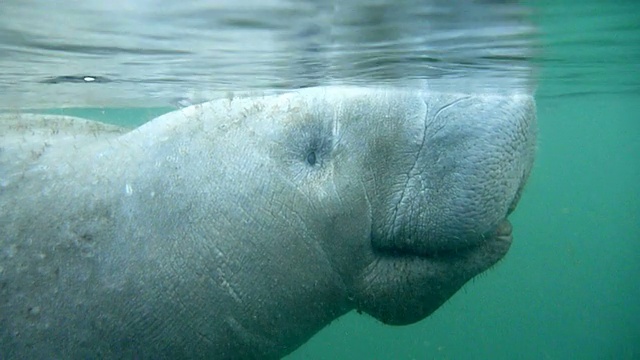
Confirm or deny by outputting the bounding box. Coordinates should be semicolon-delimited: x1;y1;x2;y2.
372;219;513;260
359;219;514;326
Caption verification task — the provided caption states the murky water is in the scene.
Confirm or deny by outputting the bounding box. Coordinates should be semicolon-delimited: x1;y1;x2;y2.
1;0;638;359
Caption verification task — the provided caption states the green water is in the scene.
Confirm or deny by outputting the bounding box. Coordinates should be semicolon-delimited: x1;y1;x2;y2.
22;1;640;359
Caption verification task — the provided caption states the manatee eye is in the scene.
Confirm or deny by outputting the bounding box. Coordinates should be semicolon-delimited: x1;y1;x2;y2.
306;151;317;166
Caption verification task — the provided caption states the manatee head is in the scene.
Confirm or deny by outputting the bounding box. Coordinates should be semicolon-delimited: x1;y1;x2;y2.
236;86;537;326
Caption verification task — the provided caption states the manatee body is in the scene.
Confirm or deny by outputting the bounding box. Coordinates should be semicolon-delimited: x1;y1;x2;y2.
0;86;536;359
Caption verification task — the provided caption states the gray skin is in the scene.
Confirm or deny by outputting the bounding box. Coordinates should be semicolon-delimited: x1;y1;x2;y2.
0;86;536;359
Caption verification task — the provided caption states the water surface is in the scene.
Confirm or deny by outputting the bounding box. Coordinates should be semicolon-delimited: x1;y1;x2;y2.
1;0;536;109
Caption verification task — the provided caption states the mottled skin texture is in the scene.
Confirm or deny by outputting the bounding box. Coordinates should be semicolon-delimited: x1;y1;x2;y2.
0;86;536;359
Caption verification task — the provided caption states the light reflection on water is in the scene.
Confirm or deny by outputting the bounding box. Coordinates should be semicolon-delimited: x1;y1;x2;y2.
0;0;538;109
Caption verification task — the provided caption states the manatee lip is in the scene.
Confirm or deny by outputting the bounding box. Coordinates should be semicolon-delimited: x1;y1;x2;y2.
373;219;513;259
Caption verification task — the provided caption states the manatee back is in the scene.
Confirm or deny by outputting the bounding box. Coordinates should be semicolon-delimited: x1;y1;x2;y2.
0;115;129;358
0;113;127;188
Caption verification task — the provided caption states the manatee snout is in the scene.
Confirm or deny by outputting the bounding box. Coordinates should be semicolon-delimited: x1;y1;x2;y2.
370;93;536;258
355;93;535;326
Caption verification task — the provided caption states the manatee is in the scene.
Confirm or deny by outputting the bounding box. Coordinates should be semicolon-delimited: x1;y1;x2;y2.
0;86;536;359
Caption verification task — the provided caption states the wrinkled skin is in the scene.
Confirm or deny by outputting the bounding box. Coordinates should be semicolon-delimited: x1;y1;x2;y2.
0;86;536;359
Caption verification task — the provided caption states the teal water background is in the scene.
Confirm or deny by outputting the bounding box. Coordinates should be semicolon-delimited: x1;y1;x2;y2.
3;0;638;359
